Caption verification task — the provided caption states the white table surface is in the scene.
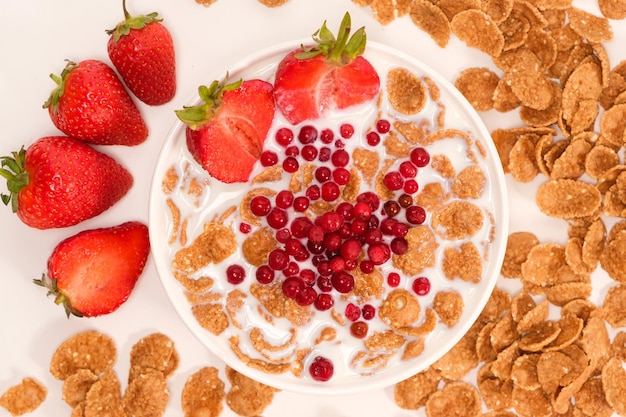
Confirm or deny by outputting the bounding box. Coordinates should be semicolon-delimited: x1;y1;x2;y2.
0;0;621;416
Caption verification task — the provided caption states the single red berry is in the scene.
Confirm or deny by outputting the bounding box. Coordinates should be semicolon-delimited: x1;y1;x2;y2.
314;293;334;311
340;123;355;138
282;276;304;298
275;127;294;146
255;265;275;284
406;205;426;224
226;264;246;285
298;125;318;144
345;302;361;321
413;276;431;295
366;131;380;146
309;356;334;382
387;272;401;287
260;150;279;166
249;195;271;217
410;147;430;167
350;321;369;338
362;304;376;320
376;119;391;133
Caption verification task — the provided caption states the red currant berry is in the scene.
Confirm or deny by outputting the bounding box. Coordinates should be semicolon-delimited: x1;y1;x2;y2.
403;179;419;194
295;286;317;306
340;123;355;138
268;248;289;270
293;196;310;212
282;276;304;299
275;127;294;147
314;293;334;311
390;237;409;255
320;128;334;144
332;167;351;185
260;150;278;167
376;119;391;133
399;161;417;178
406;205;426;224
250;195;271;217
256;265;275;284
366;131;381;146
331;149;350;167
387;272;401;287
266;207;288;229
321;182;340;201
412;276;431;295
275;190;294;209
306;185;321;201
315;166;331;183
383;171;404;191
298;125;318;144
350;321;369;339
345;302;361;321
301;145;318;161
362;304;376;320
239;223;252;234
331;271;355;293
318;147;331;162
309;356;334;382
283;156;299;173
360;260;375;274
226;264;245;285
410;147;430;167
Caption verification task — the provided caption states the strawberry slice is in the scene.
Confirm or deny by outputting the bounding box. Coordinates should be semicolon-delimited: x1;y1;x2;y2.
176;77;275;183
274;12;380;125
34;221;150;318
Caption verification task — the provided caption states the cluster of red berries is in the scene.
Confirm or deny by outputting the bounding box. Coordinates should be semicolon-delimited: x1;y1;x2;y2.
224;120;434;381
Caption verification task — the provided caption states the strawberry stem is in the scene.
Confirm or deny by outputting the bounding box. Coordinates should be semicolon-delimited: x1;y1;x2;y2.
297;12;367;65
175;75;242;130
106;0;162;43
0;147;29;213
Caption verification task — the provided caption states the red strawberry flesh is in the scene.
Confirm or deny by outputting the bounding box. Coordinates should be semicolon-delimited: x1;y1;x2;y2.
42;221;150;317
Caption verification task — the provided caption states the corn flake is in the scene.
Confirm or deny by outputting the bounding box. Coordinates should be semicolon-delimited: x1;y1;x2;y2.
50;330;116;381
451;9;505;57
408;0;452;47
0;378;47;417
536;179;602;219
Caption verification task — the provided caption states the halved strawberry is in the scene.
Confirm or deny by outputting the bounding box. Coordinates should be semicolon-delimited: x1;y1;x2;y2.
175;77;275;183
274;12;380;125
34;221;150;318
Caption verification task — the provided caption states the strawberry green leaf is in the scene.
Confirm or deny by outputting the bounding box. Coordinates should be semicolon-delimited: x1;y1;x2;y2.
33;275;83;318
43;61;78;114
0;147;28;213
175;75;242;130
296;12;368;65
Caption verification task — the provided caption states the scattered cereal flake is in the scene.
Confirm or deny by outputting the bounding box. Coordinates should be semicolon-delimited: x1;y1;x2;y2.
408;0;451;47
545;281;592;306
602;284;626;327
257;0;288;6
181;367;225;417
443;242;483;282
536;179;601;219
250;282;313;326
437;0;481;20
433;290;464;327
511;353;541;390
490;313;519;352
574;377;613;417
550;136;592;180
481;0;513;23
518;320;561;352
510;291;536;323
568;6;614;43
402;338;425;360
516;299;549;334
579;313;611;369
383;131;412;157
0;378;47;416
600;230;626;282
508;135;538;182
451;9;505;57
519;80;562;127
62;369;98;408
501;231;539;278
478;287;512;322
387;67;427;114
425;381;482;417
544;313;583;351
511;385;553;417
224;366;278;417
599;0;626;19
129;333;178;380
612;331;626;362
602;357;626;416
394;368;440;410
353;266;385;302
161;166;178;195
121;371;169;417
492;77;521;112
50;330;116;381
84;370;124;417
432;201;484;240
585;143;620;180
600;101;626;148
172;222;236;274
455;67;500;111
520;243;565;287
433;321;481;379
430;154;456;178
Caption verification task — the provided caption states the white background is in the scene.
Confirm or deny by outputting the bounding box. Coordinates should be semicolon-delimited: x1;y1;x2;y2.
0;0;621;416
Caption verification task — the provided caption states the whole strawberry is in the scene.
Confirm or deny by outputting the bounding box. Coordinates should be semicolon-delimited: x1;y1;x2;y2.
34;221;150;317
0;136;133;229
176;77;275;183
107;0;176;105
274;12;380;125
44;60;148;146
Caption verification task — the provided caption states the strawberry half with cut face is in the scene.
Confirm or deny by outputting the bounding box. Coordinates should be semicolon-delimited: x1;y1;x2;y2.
44;59;148;146
0;136;133;229
34;221;150;318
107;0;176;106
274;12;380;125
175;77;275;183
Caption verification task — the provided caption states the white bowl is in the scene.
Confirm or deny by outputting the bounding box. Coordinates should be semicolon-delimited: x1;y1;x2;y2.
149;40;509;395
